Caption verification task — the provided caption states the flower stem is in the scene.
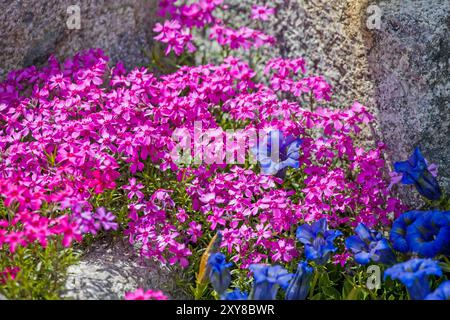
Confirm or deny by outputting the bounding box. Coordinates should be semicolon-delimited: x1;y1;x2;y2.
308;269;320;299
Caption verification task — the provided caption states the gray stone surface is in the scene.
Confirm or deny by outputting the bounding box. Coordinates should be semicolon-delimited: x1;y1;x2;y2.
0;0;159;78
368;0;450;204
263;0;376;108
63;237;191;300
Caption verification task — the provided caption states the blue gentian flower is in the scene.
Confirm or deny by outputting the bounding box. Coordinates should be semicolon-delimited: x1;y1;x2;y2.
390;210;450;258
384;258;442;300
208;253;232;294
390;210;422;253
444;210;450;221
443;210;450;255
425;281;450;300
345;223;396;265
393;147;442;200
296;218;342;265
285;261;314;300
252;130;302;178
223;289;248;300
249;264;293;300
406;210;450;258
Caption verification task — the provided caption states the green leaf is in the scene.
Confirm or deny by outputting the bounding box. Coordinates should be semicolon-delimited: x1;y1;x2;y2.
323;286;342;300
310;293;322;300
319;272;332;288
346;287;363;300
342;277;354;297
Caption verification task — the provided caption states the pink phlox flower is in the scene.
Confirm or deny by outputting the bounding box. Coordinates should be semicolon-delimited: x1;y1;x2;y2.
125;288;168;300
251;5;275;21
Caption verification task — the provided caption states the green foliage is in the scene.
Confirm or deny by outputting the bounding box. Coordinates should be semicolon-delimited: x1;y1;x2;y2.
0;240;80;299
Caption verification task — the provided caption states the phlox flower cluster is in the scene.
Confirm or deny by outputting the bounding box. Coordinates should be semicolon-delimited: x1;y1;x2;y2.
0;179;82;252
188;166;299;268
71;206;118;235
0;46;404;272
264;58;332;101
125;188;194;268
0;49;270;271
0;267;19;284
154;0;275;55
209;24;276;50
124;288;168;300
153;20;196;56
0;50;255;206
222;62;403;228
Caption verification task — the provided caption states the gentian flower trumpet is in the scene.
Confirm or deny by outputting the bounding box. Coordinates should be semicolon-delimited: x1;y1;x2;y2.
285;261;314;300
249;264;293;300
425;281;450;300
223;289;248;300
345;223;396;265
390;210;422;253
296;218;342;265
384;258;442;300
390;210;450;258
207;253;232;295
393;147;441;200
252;130;302;178
406;210;450;258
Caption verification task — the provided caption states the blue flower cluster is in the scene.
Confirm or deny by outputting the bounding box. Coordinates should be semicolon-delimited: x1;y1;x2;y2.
208;215;450;300
345;208;450;263
208;255;315;300
206;187;449;301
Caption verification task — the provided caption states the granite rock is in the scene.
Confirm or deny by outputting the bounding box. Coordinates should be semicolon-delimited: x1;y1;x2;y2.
63;237;191;300
263;0;376;108
367;0;450;205
0;0;159;78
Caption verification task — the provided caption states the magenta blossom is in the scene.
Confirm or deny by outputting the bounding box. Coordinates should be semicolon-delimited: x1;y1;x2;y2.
94;207;118;231
251;5;275;21
123;178;145;200
125;288;168;300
